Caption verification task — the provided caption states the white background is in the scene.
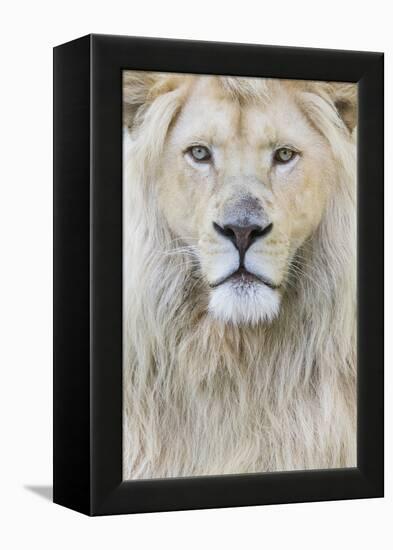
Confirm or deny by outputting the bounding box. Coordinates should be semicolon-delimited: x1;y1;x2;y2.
0;0;390;548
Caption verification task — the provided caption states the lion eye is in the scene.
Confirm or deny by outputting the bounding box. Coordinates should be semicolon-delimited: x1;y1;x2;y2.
274;147;295;163
189;145;211;162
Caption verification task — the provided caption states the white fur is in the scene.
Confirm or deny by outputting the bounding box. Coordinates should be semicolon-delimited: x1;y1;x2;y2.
209;281;280;324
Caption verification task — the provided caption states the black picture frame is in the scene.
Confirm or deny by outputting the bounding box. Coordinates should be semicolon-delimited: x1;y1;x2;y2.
53;34;384;516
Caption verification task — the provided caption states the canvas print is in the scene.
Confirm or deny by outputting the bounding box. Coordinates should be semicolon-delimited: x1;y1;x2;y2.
122;71;357;480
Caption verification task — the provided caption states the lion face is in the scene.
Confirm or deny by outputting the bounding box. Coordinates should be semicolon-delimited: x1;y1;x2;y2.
150;76;342;325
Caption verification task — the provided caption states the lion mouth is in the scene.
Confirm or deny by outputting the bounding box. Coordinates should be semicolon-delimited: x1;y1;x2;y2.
209;267;280;290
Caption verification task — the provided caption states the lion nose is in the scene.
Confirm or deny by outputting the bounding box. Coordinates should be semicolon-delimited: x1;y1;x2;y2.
213;221;273;262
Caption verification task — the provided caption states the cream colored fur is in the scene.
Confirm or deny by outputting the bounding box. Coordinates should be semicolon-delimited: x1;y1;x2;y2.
123;73;357;479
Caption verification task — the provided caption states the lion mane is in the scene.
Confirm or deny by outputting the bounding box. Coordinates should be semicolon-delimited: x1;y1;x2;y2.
123;73;357;479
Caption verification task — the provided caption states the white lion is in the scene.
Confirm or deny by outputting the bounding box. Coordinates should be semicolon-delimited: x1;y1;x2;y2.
123;72;357;479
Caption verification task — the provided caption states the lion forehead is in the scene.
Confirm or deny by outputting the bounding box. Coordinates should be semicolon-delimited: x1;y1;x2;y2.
169;77;319;157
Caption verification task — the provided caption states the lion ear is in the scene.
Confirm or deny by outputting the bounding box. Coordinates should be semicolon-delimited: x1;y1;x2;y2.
123;71;159;131
329;83;358;133
123;72;186;131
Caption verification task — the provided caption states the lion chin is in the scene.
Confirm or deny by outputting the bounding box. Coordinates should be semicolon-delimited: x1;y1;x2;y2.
208;281;281;325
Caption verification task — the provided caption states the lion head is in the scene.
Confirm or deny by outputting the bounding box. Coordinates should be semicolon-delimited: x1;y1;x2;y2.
124;73;356;326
